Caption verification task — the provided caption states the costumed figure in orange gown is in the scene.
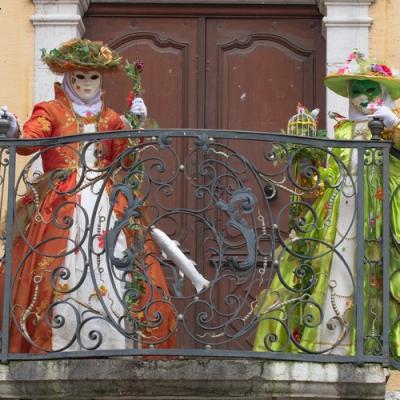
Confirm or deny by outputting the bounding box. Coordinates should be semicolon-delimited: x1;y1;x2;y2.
0;39;176;353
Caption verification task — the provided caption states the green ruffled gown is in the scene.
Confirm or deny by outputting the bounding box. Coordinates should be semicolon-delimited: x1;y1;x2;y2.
253;120;400;356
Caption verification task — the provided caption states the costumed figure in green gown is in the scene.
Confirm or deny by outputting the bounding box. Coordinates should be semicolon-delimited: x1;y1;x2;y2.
253;49;400;355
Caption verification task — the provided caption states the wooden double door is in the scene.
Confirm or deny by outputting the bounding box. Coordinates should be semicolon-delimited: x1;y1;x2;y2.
84;3;326;349
84;3;325;131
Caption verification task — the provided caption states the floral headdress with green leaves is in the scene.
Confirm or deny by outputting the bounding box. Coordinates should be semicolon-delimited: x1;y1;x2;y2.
325;49;400;100
41;39;122;74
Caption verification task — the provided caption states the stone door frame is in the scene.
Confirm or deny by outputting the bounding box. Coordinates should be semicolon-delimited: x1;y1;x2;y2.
31;0;376;132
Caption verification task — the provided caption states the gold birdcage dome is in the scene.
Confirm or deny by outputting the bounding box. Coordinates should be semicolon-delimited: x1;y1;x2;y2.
287;104;319;137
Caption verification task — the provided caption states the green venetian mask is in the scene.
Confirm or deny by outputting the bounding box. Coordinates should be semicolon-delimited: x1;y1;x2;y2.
348;80;381;100
348;80;382;114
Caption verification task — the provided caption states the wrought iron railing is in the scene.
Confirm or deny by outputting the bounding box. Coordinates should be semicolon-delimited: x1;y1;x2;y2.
0;129;397;366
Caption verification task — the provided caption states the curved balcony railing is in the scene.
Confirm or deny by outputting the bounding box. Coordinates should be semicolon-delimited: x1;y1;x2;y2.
0;129;397;367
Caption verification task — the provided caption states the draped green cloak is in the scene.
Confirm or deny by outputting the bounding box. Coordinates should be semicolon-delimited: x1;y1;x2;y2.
253;121;400;356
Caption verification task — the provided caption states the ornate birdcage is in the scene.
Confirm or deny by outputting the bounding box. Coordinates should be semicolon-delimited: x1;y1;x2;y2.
287;104;319;137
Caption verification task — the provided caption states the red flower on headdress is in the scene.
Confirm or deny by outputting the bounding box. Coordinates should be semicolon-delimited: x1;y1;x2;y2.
134;60;144;73
371;64;392;76
381;65;392;76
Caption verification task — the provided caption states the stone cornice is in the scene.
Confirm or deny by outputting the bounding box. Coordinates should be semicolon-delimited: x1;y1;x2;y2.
323;17;373;27
32;0;90;14
318;0;375;16
30;15;85;35
318;0;375;29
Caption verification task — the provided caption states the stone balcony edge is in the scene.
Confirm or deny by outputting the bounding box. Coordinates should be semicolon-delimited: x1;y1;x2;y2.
0;358;388;399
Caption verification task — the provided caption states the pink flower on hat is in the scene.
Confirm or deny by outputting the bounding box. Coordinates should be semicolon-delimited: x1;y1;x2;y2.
371;63;393;76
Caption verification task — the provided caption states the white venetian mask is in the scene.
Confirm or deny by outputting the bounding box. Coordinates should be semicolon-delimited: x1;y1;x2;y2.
70;70;102;100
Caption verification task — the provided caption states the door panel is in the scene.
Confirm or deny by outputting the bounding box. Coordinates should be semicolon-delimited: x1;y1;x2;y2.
204;17;325;286
84;17;199;128
84;5;325;131
206;18;324;131
84;4;325;351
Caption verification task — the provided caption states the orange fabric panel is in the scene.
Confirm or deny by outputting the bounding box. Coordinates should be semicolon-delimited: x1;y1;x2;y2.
1;84;176;353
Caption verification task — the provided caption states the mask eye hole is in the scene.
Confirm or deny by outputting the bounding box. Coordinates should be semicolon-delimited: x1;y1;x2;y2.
367;88;376;94
75;74;85;80
90;75;100;80
352;89;361;95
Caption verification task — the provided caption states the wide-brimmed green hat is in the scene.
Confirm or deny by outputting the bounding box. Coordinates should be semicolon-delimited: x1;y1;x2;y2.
324;49;400;100
41;38;122;74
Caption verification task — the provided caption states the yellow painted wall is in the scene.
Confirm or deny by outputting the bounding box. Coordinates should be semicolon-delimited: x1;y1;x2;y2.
0;1;34;180
371;1;400;390
370;0;400;69
0;0;34;122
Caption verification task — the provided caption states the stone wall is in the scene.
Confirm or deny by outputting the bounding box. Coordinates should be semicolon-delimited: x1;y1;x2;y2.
0;359;388;399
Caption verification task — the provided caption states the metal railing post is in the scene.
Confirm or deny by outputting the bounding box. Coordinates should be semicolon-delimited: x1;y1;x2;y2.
355;146;365;361
382;144;390;364
1;145;16;363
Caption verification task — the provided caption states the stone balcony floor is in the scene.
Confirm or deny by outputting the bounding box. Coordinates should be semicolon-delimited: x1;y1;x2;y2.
0;358;388;399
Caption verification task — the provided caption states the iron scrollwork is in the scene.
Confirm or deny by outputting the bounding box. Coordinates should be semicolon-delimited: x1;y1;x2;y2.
0;130;390;365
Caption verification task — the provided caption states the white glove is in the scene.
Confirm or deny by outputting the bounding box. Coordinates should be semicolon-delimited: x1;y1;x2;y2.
371;105;400;130
130;97;147;119
1;106;19;138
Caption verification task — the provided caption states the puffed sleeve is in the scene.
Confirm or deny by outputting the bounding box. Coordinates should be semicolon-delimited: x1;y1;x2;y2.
18;102;55;155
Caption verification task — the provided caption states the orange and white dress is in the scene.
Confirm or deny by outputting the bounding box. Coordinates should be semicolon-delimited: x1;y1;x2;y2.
1;84;176;353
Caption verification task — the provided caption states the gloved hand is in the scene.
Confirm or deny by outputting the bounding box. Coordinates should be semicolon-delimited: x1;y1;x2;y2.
1;106;20;138
371;105;400;130
130;97;147;119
